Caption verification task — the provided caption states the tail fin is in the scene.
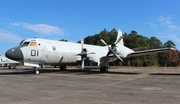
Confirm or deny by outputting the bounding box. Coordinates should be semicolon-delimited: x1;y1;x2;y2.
114;29;124;45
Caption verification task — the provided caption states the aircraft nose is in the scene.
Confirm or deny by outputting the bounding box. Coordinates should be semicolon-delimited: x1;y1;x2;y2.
5;46;24;61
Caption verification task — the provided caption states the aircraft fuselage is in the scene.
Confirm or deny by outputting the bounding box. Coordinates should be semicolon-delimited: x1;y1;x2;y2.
5;38;134;67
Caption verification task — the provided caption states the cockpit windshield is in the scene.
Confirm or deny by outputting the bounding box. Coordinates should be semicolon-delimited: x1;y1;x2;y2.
21;42;30;46
20;39;38;47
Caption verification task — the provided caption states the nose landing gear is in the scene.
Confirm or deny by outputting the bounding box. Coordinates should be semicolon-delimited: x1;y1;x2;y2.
33;67;40;75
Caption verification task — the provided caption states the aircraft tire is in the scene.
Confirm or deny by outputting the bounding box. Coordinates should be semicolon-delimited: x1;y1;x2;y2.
33;67;40;75
60;66;66;71
104;67;108;72
100;67;103;72
105;67;108;72
100;67;108;73
35;70;40;75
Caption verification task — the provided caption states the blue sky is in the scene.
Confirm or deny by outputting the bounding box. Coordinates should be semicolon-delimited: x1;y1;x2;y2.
0;0;180;55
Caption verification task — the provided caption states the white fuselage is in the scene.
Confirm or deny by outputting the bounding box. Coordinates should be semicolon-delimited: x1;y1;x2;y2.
5;29;174;74
0;56;19;67
18;38;134;66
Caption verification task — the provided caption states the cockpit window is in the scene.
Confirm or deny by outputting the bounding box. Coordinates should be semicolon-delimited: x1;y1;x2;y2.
21;42;30;46
29;42;37;47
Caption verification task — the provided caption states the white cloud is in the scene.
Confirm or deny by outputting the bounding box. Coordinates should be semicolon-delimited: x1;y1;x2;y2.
158;16;172;26
147;16;180;50
160;33;180;43
0;29;22;43
145;19;157;27
149;22;157;27
156;16;180;44
10;22;65;35
168;34;180;43
158;16;180;30
168;24;180;30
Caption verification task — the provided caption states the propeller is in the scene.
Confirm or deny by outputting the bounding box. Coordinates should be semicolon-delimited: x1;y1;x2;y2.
100;30;124;62
78;39;95;70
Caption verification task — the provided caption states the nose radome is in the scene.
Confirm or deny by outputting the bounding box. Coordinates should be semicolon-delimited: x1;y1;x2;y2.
5;46;24;61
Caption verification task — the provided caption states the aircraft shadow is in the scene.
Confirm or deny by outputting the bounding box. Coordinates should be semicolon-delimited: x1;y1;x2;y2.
53;68;141;75
0;70;33;75
0;68;141;75
149;73;180;76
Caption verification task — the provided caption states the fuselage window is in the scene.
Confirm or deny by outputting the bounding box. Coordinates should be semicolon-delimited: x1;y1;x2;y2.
29;42;37;47
52;46;56;51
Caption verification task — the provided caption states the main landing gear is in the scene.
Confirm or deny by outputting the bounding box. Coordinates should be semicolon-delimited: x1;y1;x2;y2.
60;65;66;71
8;65;16;69
100;66;109;73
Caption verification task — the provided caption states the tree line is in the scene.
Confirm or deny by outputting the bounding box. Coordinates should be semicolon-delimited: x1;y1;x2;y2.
78;28;180;67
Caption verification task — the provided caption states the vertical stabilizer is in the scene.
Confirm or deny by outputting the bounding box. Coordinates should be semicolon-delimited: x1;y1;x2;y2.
114;29;124;45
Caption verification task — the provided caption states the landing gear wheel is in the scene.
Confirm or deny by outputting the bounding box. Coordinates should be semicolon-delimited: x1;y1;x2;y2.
60;66;66;71
35;70;40;75
41;65;45;68
33;67;40;75
100;67;103;72
100;67;108;73
104;67;109;72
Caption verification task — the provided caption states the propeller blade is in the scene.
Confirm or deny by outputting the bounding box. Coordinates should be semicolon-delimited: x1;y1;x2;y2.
100;39;108;46
81;57;84;70
114;52;123;62
109;49;123;62
81;39;85;70
100;39;111;50
81;39;84;51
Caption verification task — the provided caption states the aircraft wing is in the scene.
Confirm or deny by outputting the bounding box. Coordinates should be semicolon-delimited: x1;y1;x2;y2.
99;48;175;66
127;48;176;58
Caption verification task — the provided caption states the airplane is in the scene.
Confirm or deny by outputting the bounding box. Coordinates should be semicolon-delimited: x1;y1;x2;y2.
5;29;175;74
0;55;20;69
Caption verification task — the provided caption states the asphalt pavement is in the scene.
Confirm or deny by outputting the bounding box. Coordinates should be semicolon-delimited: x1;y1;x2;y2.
0;66;180;104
